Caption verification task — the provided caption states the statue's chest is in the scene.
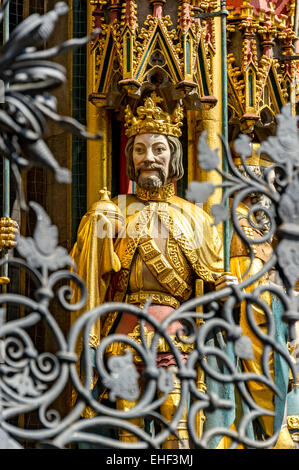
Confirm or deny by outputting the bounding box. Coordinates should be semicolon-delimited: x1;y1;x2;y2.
128;221;193;299
115;205;192;285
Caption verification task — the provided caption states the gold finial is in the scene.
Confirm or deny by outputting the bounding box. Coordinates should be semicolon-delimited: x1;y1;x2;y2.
90;187;125;233
124;92;183;138
98;187;111;201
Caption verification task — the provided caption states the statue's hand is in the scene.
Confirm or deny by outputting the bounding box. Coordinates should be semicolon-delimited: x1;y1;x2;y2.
214;272;238;291
0;217;19;250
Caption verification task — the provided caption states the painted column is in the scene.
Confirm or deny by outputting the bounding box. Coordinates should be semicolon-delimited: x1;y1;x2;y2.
194;1;224;241
86;1;111;209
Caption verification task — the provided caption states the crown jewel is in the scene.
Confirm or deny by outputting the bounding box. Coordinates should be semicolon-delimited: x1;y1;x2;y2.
124;93;183;138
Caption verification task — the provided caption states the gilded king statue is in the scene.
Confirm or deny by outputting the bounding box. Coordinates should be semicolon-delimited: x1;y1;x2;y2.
70;92;236;448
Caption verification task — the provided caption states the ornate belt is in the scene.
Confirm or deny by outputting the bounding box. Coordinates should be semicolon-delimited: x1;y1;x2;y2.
127;290;180;309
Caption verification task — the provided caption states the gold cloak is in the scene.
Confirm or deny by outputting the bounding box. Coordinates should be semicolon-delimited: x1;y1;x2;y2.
70;186;224;343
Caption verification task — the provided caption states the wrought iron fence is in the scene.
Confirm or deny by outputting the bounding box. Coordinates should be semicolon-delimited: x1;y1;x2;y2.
0;0;298;450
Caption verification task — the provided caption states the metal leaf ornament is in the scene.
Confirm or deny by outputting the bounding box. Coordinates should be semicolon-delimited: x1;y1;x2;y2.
276;240;299;289
185;181;215;204
234;335;254;360
233;133;252;158
103;350;140;402
157;367;174;394
211;203;229;225
277;177;299;226
16;202;74;272
259;104;298;170
0;0;101;209
197;130;220;171
3;365;47;397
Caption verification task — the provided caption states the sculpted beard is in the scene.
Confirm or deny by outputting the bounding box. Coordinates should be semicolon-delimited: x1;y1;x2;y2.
135;162;167;189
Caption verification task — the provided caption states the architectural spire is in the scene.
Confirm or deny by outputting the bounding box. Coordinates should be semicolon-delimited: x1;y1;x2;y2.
150;0;167;18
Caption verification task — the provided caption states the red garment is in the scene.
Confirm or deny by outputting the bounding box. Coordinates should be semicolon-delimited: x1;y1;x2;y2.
115;305;189;368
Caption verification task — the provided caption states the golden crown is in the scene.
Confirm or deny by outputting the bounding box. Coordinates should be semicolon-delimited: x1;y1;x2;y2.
124;93;183;138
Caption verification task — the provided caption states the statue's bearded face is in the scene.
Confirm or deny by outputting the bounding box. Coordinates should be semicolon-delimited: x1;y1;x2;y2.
132;133;171;189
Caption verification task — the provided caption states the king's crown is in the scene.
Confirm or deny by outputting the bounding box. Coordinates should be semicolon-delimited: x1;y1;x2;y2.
124;93;183;138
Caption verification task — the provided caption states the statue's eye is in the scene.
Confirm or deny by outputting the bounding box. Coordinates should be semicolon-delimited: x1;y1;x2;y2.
156;146;165;154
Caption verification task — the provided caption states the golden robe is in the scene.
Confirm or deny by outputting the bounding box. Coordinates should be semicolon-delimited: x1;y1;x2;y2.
70;183;224;345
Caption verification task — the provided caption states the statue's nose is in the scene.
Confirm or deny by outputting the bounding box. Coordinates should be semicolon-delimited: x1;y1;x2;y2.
145;148;155;162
